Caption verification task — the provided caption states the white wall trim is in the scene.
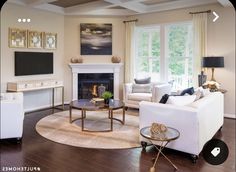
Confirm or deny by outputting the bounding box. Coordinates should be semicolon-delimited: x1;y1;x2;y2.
224;113;236;119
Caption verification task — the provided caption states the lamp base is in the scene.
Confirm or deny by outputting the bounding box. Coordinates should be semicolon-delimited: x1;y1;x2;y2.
210;68;216;82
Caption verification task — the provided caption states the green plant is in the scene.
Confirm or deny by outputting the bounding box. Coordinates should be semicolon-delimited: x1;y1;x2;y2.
101;91;113;99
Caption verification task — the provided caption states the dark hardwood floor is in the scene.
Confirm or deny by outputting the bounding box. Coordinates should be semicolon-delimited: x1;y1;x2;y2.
1;107;235;172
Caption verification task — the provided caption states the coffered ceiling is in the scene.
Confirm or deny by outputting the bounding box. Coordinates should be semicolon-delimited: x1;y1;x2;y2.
7;0;233;16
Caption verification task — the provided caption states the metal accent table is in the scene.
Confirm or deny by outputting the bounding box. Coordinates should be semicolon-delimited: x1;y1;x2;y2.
69;99;125;132
140;126;180;172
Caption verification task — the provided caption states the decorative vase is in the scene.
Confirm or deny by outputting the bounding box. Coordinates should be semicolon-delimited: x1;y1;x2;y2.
111;56;121;63
70;57;78;63
98;84;106;98
104;98;110;105
77;57;83;63
70;57;83;63
198;71;207;87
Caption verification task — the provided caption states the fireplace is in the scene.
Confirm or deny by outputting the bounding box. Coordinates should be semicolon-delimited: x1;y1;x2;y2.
78;73;114;99
69;63;123;100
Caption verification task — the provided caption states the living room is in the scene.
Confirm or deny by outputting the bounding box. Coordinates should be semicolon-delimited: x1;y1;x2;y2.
0;0;235;172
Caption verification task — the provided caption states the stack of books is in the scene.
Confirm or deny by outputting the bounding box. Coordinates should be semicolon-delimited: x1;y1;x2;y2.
90;98;104;104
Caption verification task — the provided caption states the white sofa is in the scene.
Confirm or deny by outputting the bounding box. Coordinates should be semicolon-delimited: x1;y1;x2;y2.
0;92;24;140
123;83;171;108
139;92;224;161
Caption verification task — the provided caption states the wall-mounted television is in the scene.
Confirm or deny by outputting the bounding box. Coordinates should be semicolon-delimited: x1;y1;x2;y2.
15;51;53;76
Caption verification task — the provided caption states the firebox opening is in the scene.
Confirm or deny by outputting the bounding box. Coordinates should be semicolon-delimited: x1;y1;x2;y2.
78;73;114;99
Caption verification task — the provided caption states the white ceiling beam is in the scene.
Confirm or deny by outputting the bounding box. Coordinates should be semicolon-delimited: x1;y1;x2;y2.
65;1;112;14
217;0;233;7
24;0;57;7
34;3;65;14
147;0;218;13
104;0;147;13
66;9;136;16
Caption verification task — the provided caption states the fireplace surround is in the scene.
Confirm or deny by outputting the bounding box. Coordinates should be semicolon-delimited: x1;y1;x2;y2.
69;63;123;100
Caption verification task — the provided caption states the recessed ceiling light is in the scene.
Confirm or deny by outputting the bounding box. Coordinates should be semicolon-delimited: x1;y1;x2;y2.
18;18;22;22
22;19;26;22
27;18;31;22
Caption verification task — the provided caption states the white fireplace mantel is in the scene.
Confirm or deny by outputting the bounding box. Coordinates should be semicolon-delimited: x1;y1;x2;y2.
69;63;123;100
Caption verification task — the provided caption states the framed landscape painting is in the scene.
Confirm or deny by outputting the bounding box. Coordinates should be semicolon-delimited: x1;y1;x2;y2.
80;23;112;55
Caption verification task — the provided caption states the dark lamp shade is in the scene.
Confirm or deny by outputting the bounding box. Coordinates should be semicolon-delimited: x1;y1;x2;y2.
202;57;224;68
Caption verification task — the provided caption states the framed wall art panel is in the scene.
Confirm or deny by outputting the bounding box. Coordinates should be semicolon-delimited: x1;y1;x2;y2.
28;30;43;48
8;28;27;48
44;32;57;49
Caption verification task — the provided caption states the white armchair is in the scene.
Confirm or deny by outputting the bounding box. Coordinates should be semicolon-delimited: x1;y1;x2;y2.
0;92;24;140
123;83;171;108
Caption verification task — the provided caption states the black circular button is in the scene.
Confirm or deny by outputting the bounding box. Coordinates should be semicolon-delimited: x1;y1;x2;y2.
203;139;229;165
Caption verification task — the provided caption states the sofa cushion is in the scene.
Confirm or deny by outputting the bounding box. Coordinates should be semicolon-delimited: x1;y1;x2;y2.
128;93;152;101
134;77;151;84
132;84;152;93
166;95;196;106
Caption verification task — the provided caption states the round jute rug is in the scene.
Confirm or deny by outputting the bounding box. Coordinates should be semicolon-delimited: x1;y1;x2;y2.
35;109;140;149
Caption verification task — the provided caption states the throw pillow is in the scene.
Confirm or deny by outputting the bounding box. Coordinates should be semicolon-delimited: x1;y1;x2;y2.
134;77;151;84
180;87;194;96
195;87;211;97
132;84;152;93
193;90;202;101
166;95;196;106
159;94;169;104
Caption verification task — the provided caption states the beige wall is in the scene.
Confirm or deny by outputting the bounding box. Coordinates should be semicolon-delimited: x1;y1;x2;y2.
1;3;65;111
128;3;235;115
1;3;235;115
64;16;125;101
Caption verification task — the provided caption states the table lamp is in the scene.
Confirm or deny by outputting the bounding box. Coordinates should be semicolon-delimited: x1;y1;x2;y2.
202;56;224;82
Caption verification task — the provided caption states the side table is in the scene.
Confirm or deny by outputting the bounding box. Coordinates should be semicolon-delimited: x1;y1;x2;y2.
140;126;180;172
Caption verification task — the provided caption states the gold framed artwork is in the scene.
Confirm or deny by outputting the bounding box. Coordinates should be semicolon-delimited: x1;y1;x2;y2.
8;28;27;48
44;32;57;49
28;30;43;48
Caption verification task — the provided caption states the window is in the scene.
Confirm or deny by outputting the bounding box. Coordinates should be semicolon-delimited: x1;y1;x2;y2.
135;27;160;81
166;23;193;90
135;22;193;90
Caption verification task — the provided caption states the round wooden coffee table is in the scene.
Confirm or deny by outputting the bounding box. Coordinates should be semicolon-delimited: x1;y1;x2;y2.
69;99;125;132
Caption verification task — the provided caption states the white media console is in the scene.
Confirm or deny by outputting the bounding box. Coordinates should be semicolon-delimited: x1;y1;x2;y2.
7;79;64;112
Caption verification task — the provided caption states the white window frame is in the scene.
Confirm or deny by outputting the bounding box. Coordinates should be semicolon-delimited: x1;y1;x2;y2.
135;21;193;90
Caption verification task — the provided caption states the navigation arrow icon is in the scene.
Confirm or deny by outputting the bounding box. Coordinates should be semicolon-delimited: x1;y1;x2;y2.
213;11;219;22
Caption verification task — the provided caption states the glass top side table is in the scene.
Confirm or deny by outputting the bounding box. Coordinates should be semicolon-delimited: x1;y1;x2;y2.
140;126;180;172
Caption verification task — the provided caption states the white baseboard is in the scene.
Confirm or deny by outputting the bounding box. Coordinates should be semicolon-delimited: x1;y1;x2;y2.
224;113;236;119
24;101;70;113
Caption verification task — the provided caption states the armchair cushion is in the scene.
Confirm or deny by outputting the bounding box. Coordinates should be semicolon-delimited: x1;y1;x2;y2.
132;84;152;93
128;93;152;101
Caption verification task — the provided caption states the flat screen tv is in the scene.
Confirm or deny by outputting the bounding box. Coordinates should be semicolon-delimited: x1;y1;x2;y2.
15;52;53;76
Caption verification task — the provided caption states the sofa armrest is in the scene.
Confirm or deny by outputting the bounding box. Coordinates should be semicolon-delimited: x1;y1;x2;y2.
123;83;133;101
152;84;171;102
139;101;201;155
